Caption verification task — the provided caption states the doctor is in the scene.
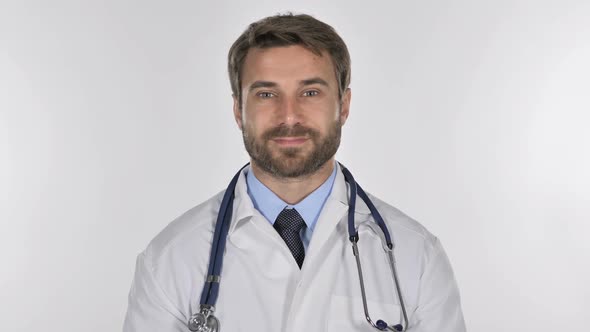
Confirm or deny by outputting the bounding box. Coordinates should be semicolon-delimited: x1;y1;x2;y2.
124;13;466;332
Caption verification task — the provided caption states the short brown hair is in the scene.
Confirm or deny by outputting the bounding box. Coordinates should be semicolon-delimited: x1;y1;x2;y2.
228;13;351;105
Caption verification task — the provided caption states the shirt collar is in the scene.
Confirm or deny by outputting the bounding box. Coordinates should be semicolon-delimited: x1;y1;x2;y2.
246;163;338;231
228;162;370;236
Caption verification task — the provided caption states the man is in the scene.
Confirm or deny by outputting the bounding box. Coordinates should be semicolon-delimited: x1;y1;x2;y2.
124;13;466;332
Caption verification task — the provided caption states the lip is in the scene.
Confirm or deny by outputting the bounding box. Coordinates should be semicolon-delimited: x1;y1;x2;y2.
272;137;308;146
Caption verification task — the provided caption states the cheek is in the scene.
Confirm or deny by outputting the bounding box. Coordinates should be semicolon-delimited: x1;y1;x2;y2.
243;102;279;127
242;109;268;135
318;98;341;120
320;103;342;125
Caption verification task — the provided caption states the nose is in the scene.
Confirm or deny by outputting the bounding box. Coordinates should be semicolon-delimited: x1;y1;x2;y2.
277;95;302;126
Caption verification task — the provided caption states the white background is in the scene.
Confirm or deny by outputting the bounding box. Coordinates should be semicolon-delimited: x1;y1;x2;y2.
1;0;589;331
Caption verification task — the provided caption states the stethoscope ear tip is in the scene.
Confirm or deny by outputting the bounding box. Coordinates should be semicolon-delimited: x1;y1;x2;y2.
377;320;404;332
376;320;388;330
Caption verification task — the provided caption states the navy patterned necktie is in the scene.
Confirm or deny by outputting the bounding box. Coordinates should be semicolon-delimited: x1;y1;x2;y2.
274;208;307;268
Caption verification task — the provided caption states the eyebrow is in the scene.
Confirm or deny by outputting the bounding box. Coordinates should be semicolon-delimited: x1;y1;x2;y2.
248;81;278;92
248;77;330;92
300;77;330;87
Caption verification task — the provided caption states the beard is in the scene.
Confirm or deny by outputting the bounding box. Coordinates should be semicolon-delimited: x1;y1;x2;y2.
242;119;342;178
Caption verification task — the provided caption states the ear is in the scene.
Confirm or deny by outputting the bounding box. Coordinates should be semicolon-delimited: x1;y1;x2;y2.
233;94;243;130
339;88;351;125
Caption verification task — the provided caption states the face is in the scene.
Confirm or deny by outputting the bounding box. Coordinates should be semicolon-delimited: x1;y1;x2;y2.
233;45;351;178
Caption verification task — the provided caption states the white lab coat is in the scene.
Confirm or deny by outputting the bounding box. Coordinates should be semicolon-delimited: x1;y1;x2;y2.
123;165;466;332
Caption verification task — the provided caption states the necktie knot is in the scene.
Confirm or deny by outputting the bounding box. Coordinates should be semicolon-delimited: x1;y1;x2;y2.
274;208;306;233
274;208;306;268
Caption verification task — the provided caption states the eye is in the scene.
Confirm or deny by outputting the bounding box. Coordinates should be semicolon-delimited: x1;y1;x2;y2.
257;92;275;99
302;90;319;97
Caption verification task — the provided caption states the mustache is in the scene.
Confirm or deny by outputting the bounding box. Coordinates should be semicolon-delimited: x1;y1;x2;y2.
262;124;318;140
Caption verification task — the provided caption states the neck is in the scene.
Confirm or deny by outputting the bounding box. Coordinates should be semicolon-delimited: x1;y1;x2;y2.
250;159;335;205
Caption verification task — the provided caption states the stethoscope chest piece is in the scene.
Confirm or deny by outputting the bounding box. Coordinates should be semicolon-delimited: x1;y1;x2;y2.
188;305;219;332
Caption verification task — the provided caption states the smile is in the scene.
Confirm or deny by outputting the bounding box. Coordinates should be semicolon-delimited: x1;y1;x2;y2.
271;137;309;147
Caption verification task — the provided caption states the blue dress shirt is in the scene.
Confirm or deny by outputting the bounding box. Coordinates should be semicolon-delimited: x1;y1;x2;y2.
245;163;337;250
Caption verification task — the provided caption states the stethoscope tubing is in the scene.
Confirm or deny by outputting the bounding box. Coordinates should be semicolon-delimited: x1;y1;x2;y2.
199;164;248;306
340;164;408;331
339;164;393;248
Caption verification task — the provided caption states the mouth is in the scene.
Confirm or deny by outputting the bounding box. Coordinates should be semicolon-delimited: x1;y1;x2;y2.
271;136;309;147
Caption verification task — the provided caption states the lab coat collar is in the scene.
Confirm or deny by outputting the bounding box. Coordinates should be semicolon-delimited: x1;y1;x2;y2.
228;162;371;237
323;162;372;216
229;165;257;235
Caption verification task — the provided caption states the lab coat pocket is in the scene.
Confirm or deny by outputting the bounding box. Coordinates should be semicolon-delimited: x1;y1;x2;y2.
326;294;402;332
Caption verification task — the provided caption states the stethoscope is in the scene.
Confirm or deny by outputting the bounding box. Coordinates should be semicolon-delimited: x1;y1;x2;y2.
188;163;409;332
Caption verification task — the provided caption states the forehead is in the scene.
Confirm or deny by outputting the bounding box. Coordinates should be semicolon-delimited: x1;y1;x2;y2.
241;45;336;88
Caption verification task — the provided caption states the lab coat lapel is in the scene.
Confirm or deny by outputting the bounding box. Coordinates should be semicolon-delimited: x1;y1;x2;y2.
303;166;349;268
282;168;348;331
228;166;304;271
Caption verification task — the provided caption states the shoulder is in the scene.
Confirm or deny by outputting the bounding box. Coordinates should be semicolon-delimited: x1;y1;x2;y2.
361;191;440;254
142;190;225;266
